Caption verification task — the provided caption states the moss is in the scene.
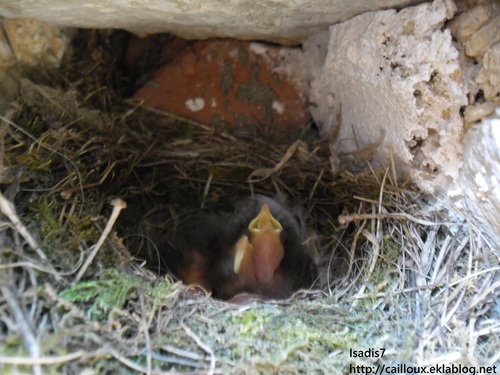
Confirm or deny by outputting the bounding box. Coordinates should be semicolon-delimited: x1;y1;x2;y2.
59;268;172;320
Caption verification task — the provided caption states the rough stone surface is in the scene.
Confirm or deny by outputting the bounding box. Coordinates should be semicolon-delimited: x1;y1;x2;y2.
449;3;498;42
464;101;497;124
306;0;466;195
306;0;500;244
2;18;69;67
464;14;500;57
0;27;14;69
0;0;425;43
474;42;500;104
454;111;500;247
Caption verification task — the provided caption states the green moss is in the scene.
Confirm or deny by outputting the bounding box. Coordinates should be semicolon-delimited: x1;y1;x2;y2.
201;303;387;372
27;197;60;238
59;268;172;320
16;153;53;171
382;234;401;263
364;234;402;290
23;195;100;267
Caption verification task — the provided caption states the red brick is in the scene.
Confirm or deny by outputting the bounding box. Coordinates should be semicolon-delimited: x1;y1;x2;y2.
133;39;310;133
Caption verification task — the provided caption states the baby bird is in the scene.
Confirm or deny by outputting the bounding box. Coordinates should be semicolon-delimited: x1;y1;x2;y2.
156;195;317;300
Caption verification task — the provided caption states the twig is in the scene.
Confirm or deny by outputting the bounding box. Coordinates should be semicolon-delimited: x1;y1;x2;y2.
458;280;500;320
0;351;84;365
161;345;205;361
108;349;164;375
309;169;324;200
74;198;127;282
0;191;47;261
140;294;152;375
109;348;214;375
365;168;389;277
248;140;304;182
181;323;216;375
338;211;458;226
0;259;79;277
201;172;214;209
0;191;63;281
140;349;204;369
1;286;42;375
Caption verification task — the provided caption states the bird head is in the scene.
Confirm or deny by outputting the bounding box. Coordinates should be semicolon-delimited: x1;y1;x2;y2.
247;204;284;285
162;196;314;301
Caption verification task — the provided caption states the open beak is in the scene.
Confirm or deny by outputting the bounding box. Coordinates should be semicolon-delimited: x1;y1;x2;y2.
248;204;284;284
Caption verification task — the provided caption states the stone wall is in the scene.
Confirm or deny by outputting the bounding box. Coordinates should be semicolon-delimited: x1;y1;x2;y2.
0;0;424;43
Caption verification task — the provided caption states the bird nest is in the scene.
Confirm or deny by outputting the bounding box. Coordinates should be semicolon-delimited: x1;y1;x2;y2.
0;30;498;373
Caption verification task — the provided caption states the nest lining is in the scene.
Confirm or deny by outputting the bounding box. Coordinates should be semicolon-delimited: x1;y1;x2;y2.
0;29;498;373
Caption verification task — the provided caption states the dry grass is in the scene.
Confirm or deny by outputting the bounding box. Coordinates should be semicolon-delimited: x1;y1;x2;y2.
0;30;498;374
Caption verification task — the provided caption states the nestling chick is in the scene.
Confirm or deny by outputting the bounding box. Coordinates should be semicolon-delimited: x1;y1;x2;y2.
156;195;318;300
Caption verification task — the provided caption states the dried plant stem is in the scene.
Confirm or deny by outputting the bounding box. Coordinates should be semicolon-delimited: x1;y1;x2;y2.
248;140;305;182
182;323;216;375
0;351;84;365
1;286;42;375
0;191;62;281
338;211;457;226
140;294;152;375
0;191;46;260
107;349;164;375
161;345;204;362
74;198;127;282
